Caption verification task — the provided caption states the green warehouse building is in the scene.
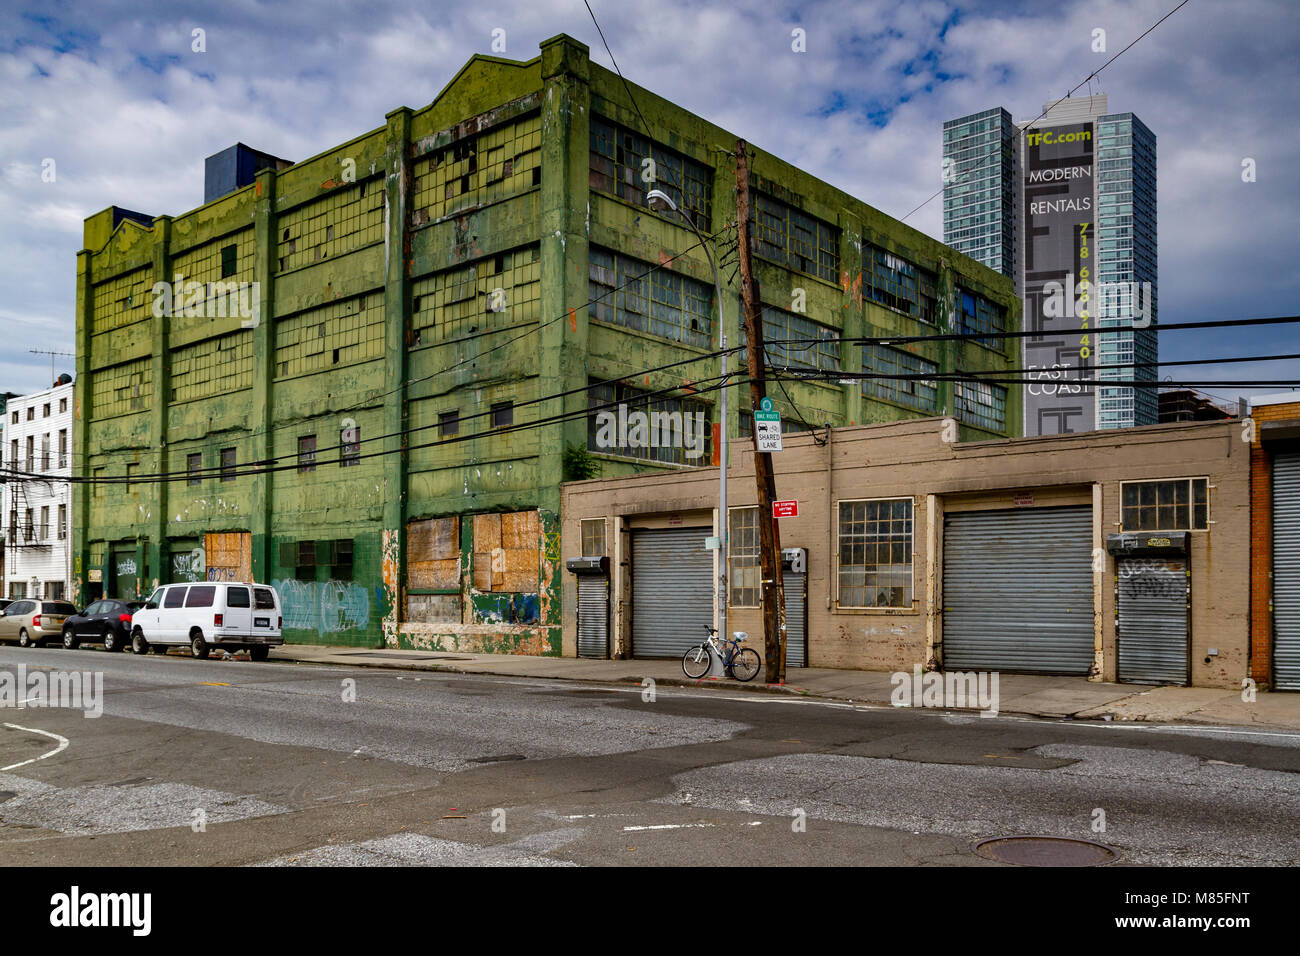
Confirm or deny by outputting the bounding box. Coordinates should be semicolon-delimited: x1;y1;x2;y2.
73;33;1020;654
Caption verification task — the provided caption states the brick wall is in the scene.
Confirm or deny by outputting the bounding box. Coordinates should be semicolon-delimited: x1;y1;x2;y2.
1250;400;1300;685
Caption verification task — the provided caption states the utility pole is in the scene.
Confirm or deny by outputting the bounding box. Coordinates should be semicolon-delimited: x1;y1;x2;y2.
734;140;787;685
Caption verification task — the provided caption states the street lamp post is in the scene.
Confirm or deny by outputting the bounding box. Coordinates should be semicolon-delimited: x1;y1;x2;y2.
646;188;728;676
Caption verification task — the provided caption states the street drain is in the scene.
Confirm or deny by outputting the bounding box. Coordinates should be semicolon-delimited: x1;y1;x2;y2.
973;836;1119;867
468;754;527;764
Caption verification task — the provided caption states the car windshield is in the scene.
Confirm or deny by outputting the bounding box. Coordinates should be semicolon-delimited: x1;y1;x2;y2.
43;602;77;615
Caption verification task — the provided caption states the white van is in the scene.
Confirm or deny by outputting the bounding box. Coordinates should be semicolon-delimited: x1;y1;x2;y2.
131;582;283;661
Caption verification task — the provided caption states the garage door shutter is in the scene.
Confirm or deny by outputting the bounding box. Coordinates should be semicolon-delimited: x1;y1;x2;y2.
943;506;1094;675
1274;452;1300;690
631;527;713;658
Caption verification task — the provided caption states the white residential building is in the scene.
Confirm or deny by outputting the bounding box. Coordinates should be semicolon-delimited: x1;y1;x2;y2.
3;379;74;601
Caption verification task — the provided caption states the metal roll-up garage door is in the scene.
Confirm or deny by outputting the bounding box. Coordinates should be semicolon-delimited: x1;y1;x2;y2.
1117;557;1189;685
1274;452;1300;690
943;506;1094;674
577;575;610;659
632;527;713;658
784;573;806;667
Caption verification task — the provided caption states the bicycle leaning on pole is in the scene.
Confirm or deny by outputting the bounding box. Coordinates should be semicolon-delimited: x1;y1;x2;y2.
682;624;761;682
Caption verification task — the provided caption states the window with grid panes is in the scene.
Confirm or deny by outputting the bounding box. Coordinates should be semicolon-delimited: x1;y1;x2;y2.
410;246;541;346
1120;478;1208;532
752;193;838;282
298;435;317;473
90;268;153;335
274;294;384;378
340;424;360;467
957;288;1007;347
728;507;760;607
439;410;459;436
954;380;1006;432
580;519;607;558
588;115;712;225
586;380;711;466
220;448;236;481
171;331;254;403
411;113;541;223
276;178;385;273
588;247;712;348
863;344;938;412
91;359;152;418
187;453;202;486
738;306;839;371
837;498;913;609
863;243;939;323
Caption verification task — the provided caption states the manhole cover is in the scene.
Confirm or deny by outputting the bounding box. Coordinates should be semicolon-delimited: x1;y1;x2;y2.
973;836;1119;867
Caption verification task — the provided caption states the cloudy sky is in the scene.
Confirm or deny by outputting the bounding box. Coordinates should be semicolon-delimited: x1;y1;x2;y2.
1;0;1296;407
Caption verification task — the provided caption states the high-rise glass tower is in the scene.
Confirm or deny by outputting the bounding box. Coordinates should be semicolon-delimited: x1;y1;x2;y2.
943;96;1157;434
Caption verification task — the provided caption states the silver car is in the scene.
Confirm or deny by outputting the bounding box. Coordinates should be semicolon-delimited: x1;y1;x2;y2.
0;599;79;648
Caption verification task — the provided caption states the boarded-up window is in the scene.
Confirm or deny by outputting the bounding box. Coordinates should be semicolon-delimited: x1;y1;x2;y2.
407;516;460;590
205;532;251;582
472;511;538;592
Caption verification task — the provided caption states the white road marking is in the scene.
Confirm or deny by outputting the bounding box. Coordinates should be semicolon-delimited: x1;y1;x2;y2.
1;722;70;771
623;823;716;831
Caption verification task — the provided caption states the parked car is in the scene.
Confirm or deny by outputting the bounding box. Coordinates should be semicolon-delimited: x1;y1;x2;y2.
130;582;283;660
0;600;80;648
61;599;146;652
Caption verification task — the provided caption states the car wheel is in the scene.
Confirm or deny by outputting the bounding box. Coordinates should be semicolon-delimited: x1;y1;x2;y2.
63;627;80;650
249;645;269;662
131;629;150;655
190;632;210;660
103;630;120;653
17;629;31;648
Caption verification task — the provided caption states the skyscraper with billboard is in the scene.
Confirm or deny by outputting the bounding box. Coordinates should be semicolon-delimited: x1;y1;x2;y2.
943;95;1157;434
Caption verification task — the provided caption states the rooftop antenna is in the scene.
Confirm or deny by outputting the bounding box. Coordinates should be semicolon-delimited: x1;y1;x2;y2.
29;350;74;385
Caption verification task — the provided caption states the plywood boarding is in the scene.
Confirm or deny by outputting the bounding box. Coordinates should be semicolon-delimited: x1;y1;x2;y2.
407;516;460;590
205;532;251;581
473;510;538;592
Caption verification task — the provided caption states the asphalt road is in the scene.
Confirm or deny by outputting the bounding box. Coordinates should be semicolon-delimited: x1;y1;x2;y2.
1;645;1297;866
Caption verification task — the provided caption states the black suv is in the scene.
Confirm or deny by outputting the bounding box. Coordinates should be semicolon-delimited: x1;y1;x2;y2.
62;599;146;652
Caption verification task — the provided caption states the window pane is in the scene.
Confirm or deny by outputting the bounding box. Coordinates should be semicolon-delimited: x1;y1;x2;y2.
837;499;913;608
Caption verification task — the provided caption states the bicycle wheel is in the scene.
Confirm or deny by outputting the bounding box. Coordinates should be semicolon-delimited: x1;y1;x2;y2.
730;648;761;682
682;644;711;679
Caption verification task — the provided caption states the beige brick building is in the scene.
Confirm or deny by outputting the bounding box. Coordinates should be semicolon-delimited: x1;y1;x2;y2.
561;416;1252;689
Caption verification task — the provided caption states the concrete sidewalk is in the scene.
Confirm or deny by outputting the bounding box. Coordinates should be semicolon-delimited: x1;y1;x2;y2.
268;643;1300;733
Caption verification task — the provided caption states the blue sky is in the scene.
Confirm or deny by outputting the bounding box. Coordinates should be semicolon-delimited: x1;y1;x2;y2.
1;0;1297;406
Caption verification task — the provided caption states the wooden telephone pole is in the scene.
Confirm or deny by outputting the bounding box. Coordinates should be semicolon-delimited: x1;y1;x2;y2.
734;140;787;685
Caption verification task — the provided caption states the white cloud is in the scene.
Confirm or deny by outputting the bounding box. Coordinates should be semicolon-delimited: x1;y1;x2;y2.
0;0;1296;397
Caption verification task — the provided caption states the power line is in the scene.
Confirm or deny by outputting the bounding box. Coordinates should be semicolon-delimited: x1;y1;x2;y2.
763;313;1300;348
91;225;730;474
83;343;744;483
903;0;1192;222
20;371;754;486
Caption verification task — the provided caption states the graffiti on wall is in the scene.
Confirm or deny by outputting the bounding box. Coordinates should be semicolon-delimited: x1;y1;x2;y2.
116;557;137;576
172;548;206;582
207;566;239;582
272;579;371;633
